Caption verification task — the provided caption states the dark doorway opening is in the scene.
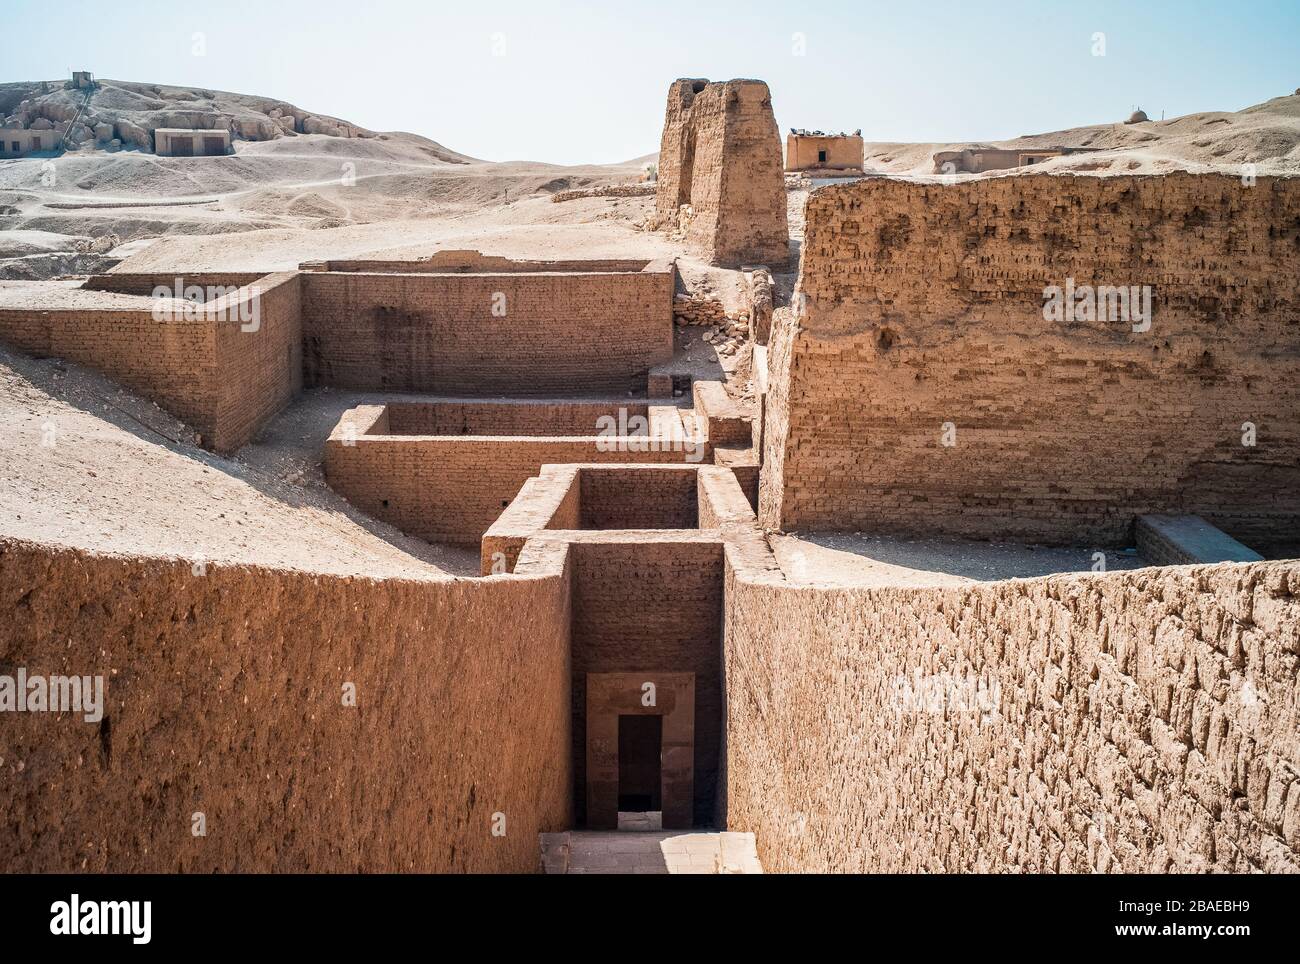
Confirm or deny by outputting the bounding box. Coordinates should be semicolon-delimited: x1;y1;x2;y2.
818;149;827;163
617;714;662;812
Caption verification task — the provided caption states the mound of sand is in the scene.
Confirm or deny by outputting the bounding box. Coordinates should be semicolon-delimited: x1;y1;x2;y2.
0;344;477;577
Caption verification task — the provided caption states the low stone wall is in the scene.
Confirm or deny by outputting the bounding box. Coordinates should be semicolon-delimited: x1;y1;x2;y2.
0;537;571;872
724;558;1300;873
550;185;655;203
1136;515;1265;567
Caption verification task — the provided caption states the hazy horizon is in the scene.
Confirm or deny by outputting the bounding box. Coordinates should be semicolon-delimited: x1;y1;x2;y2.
4;0;1298;165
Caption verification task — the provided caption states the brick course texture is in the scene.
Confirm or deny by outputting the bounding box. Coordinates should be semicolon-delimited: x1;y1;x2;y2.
0;537;572;873
761;173;1300;553
0;272;302;453
325;404;707;546
569;540;724;829
301;267;674;396
652;79;789;267
723;558;1300;873
214;273;303;452
303;253;655;274
4;462;1300;873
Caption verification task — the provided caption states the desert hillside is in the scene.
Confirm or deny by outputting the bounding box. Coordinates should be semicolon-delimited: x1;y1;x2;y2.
0;77;470;159
0;78;655;278
3;80;1297;280
862;90;1300;176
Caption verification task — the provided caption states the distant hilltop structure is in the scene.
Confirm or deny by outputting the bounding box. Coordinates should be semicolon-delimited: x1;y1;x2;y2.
0;71;374;160
932;145;1100;175
784;129;864;172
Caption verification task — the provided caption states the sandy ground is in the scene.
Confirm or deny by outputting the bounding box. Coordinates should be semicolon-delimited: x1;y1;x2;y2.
0;114;668;278
0;278;159;309
0;346;480;578
771;533;1149;588
0;333;1153;588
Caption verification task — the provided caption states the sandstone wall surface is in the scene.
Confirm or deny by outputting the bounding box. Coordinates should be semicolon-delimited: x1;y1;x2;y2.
301;269;674;396
724;558;1300;873
0;538;571;872
762;173;1300;551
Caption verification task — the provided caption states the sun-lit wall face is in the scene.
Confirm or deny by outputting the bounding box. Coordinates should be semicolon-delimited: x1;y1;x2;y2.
764;172;1300;553
784;134;863;171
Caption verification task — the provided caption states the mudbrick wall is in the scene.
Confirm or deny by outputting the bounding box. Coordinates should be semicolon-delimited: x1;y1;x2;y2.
0;272;302;453
213;273;303;453
762;173;1300;552
576;465;700;529
325;407;706;546
82;272;267;296
724;558;1300;873
384;400;649;436
0;538;571;873
6;471;1300;872
301;267;674;396
303;253;654;273
652;78;789;267
569;539;724;827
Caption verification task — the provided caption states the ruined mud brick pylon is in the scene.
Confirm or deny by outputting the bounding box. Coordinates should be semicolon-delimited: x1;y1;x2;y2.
652;78;789;268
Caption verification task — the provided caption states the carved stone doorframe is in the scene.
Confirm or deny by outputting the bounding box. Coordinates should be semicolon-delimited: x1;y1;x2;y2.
585;672;695;829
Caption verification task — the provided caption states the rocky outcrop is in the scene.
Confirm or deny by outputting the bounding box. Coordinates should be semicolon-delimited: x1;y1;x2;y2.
0;78;378;154
113;118;151;150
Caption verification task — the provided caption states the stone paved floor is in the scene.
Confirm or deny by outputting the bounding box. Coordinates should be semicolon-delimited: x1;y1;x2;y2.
541;831;763;874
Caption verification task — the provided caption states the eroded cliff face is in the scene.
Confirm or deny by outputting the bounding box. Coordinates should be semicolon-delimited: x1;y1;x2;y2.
652;78;789;267
725;559;1300;873
762;173;1300;551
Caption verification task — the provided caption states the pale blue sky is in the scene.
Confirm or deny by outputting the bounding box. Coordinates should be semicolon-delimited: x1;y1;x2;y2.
4;0;1297;164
